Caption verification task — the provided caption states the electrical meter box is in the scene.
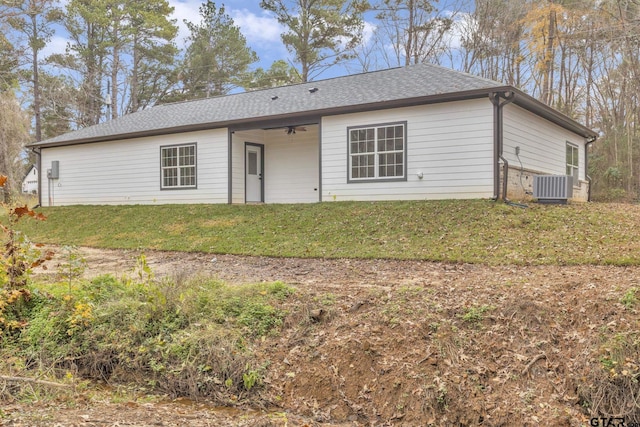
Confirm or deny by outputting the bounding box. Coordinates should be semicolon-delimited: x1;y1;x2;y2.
49;161;59;179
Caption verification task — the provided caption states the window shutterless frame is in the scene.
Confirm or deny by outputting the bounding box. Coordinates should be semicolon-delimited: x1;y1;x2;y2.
160;143;197;190
347;121;408;183
566;142;579;186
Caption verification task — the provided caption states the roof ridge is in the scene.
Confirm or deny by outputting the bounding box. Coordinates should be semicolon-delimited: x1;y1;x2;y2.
126;63;501;110
30;63;533;147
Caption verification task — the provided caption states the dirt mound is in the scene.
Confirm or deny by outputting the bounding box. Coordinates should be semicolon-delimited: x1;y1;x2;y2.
260;263;639;425
13;248;640;426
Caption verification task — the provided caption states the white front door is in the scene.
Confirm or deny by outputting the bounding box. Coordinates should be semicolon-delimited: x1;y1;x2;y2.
245;144;263;203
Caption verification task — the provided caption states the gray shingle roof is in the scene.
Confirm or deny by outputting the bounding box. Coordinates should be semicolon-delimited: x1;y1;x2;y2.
31;63;594;147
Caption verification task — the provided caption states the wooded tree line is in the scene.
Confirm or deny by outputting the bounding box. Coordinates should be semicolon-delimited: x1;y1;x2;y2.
0;0;638;200
455;0;640;201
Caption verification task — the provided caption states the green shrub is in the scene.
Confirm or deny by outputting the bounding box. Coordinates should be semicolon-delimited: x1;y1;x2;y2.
4;274;294;401
0;289;39;336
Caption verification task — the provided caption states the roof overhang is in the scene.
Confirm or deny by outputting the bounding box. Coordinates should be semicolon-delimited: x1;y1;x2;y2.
503;87;597;140
29;86;597;149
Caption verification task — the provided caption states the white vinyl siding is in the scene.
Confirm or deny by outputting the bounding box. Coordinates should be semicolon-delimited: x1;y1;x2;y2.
502;103;586;181
264;127;319;203
231;127;319;204
40;129;228;205
322;99;494;201
39;96;591;206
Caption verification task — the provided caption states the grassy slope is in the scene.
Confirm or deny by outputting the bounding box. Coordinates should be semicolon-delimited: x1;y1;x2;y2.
17;200;640;265
5;201;640;424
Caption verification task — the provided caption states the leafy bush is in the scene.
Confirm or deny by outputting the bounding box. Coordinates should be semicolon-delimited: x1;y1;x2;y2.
0;176;52;290
0;175;54;340
4;272;294;402
592;187;632;203
0;288;41;336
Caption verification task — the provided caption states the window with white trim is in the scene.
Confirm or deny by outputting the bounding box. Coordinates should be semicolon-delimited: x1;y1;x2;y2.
161;144;197;189
566;142;579;183
348;123;406;181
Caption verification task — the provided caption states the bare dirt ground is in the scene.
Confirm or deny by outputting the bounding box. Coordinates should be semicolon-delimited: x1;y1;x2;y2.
4;247;640;426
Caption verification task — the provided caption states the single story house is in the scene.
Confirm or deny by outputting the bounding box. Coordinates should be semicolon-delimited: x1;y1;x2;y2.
21;165;38;194
29;63;597;206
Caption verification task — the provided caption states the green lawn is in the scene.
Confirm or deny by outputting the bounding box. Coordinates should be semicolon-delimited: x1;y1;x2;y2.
15;200;640;265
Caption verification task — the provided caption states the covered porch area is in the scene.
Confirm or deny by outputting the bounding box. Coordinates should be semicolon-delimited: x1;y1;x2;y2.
229;122;320;204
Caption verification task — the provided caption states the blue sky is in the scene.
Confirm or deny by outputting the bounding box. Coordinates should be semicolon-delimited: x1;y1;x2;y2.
169;0;292;67
41;1;316;76
35;0;469;83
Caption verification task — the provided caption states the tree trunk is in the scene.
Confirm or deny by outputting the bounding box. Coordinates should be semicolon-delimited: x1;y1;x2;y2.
541;7;556;105
31;13;42;142
111;24;119;120
130;37;139;113
96;54;104;124
585;23;594;129
406;0;414;65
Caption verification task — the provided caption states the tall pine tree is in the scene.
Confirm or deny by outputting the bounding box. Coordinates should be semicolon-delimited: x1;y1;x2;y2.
4;0;62;141
260;0;367;82
169;1;257;101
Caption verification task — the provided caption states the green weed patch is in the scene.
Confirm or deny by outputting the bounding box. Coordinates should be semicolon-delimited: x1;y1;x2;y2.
16;200;640;265
2;273;294;402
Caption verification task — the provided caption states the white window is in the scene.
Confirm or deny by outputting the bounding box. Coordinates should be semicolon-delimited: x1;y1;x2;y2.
348;122;406;182
566;142;579;183
161;144;196;189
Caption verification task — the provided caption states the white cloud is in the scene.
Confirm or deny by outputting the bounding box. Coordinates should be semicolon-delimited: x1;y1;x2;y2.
443;11;473;51
231;9;290;66
168;1;288;65
42;35;69;59
168;0;202;45
362;20;376;46
231;8;284;48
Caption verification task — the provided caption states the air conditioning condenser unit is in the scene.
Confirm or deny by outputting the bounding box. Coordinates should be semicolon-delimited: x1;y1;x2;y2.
533;175;573;204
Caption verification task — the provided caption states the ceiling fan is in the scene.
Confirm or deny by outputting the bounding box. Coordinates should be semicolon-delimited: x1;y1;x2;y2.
286;126;307;135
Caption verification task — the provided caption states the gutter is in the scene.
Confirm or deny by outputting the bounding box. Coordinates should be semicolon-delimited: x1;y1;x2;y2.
490;91;516;201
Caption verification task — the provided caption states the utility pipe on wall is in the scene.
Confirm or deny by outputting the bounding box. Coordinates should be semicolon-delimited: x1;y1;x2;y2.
47;172;53;206
585;136;596;202
490;91;515;201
